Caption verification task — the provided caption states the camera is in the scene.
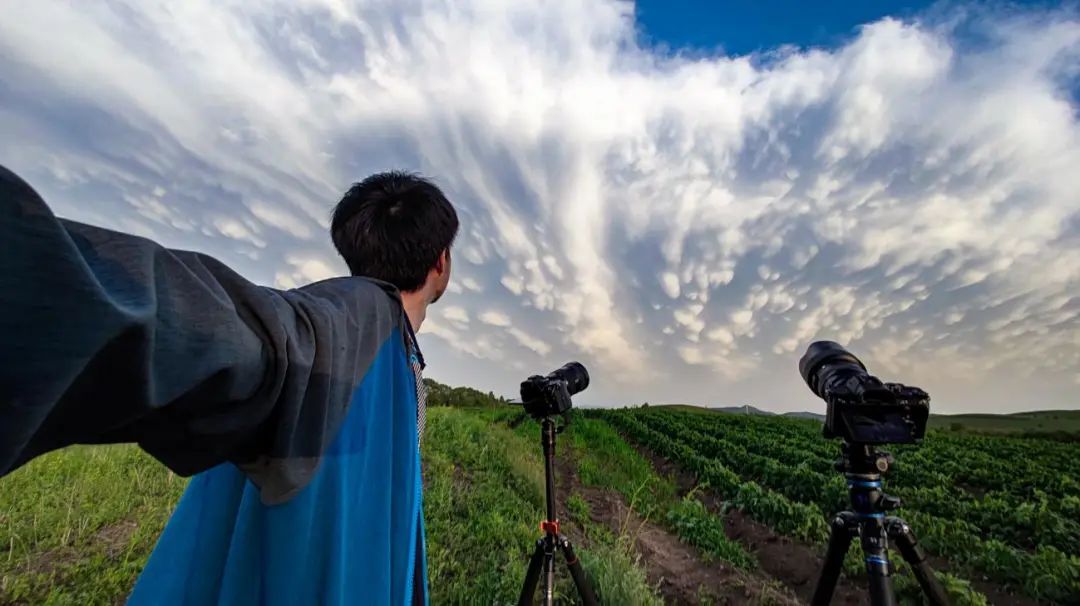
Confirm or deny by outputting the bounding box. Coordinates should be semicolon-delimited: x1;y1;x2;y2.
799;341;929;444
519;362;590;419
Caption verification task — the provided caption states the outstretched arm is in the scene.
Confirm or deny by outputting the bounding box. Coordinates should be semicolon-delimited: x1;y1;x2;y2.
0;165;402;502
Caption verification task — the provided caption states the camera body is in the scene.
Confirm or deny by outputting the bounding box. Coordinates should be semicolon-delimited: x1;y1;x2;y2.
520;362;590;419
799;341;929;444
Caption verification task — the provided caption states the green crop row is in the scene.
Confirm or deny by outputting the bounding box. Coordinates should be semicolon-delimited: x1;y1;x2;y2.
598;411;830;543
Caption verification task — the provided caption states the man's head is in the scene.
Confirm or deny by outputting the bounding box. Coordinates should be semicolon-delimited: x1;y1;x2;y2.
331;171;458;305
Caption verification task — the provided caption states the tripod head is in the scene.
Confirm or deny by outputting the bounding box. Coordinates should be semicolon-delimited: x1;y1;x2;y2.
837;442;895;476
837;442;903;515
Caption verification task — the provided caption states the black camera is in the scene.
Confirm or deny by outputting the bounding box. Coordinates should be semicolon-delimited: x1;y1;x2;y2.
799;341;929;444
519;362;590;419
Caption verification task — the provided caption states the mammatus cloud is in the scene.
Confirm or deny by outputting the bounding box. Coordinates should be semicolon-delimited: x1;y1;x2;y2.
1;1;1078;412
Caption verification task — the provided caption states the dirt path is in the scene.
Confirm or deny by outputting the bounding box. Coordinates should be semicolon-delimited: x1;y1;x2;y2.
633;443;867;605
555;448;803;605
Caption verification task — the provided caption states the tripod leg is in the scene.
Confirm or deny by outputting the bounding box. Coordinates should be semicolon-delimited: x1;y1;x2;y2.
517;539;546;606
543;540;555;606
860;516;898;606
812;513;856;606
558;535;599;606
887;518;951;606
866;566;898;606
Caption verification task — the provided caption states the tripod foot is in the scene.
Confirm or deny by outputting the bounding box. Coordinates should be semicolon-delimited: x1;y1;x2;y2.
886;518;950;606
558;535;598;606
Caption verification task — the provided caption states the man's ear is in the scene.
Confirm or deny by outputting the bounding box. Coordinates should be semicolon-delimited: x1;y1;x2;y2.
435;249;450;275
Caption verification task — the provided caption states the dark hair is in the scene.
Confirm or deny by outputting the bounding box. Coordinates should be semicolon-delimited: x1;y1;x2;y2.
331;171;458;292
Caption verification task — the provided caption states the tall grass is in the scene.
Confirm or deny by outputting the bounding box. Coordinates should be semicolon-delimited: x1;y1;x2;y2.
0;445;186;604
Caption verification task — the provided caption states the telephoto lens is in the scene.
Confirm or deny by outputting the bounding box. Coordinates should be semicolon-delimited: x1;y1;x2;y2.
799;341;866;398
548;362;589;397
799;341;895;405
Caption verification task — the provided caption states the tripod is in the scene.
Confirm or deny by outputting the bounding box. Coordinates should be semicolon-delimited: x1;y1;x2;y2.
812;443;950;606
517;417;598;606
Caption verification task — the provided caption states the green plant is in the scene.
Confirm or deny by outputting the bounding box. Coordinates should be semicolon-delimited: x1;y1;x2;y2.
666;497;755;569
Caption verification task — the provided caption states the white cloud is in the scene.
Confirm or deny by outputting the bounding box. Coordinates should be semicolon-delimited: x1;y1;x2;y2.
273;254;342;289
731;310;754;326
212;217;266;248
678;345;705;365
2;1;1079;412
461;246;486;265
661;272;681;299
249;201;313;239
479;310;512;327
420;318;503;361
500;275;525;295
441;306;469;325
706;327;735;345
507;327;552;356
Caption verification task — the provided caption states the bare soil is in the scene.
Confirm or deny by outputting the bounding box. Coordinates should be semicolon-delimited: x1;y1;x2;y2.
556;447;803;605
16;518;138;578
635;443;866;605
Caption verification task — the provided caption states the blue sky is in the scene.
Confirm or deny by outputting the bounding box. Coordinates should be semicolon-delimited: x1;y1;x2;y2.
637;0;935;55
1;1;1078;413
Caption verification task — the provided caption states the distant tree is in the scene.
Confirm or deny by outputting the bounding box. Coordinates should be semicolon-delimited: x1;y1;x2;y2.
950;422;963;432
422;378;503;408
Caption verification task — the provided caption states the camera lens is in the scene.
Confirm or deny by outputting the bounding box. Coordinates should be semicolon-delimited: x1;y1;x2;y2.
799;341;895;405
799;341;865;398
549;362;589;396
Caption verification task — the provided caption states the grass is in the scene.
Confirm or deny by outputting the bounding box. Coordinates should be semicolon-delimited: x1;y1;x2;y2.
566;415;676;521
558;494;662;606
422;407;547;603
0;445;187;605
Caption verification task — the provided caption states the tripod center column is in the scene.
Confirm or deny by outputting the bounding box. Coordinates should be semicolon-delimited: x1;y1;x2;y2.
541;419;557;527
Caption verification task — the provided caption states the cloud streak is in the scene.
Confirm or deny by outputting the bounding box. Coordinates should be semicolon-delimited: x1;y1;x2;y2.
1;1;1078;412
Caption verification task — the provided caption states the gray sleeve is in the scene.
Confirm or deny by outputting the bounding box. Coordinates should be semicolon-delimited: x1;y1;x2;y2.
0;164;402;499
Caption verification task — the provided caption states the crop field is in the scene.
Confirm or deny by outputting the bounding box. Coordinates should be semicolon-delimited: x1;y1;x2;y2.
2;396;1078;605
593;406;1080;605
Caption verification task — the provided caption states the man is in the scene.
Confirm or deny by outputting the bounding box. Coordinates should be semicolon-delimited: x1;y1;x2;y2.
0;166;457;605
